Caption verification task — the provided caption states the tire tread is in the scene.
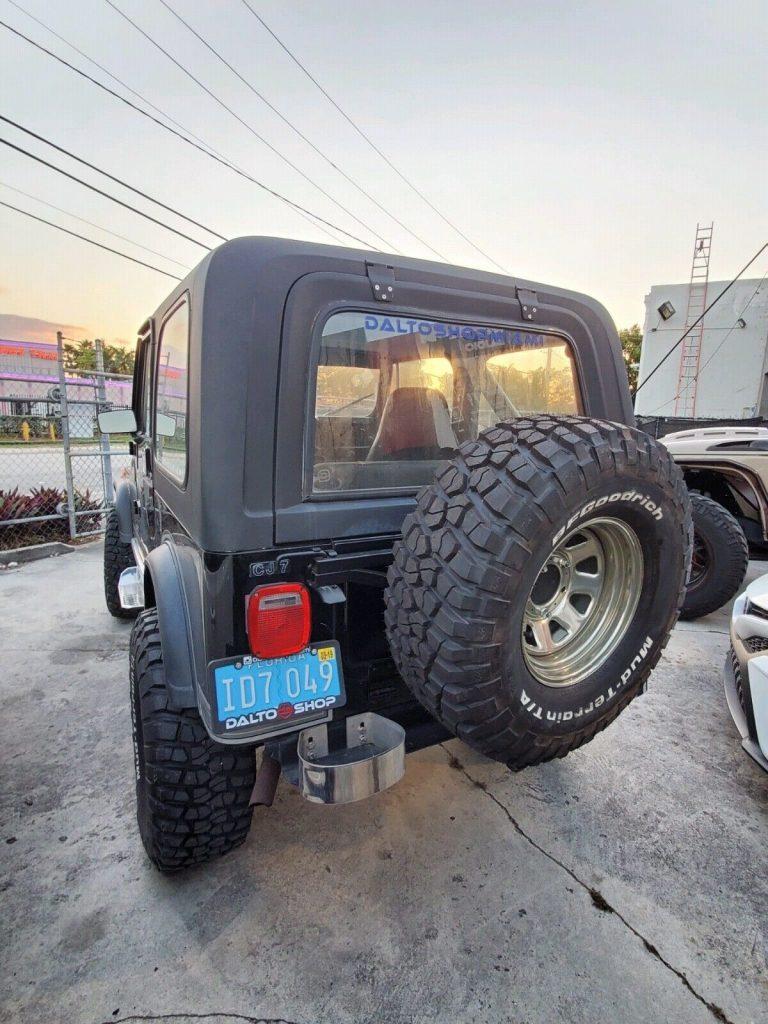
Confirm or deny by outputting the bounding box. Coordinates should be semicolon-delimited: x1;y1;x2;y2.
103;508;138;619
130;609;255;872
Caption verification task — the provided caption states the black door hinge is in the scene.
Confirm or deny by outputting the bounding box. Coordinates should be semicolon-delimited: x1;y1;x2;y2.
516;287;538;322
366;262;395;302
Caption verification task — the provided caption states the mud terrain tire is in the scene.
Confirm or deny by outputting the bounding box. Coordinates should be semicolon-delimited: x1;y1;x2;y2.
385;416;692;770
130;609;255;872
104;508;137;619
681;492;748;621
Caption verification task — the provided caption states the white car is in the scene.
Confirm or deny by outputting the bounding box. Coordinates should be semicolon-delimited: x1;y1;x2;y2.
727;574;768;772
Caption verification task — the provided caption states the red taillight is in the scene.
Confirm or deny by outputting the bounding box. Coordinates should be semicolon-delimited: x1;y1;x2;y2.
246;582;311;658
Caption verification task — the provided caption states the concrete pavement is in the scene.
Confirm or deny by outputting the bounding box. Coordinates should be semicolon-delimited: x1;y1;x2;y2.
1;544;766;1024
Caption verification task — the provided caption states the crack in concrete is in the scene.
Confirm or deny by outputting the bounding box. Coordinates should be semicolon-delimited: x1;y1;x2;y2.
674;627;729;636
103;1014;303;1024
441;744;734;1024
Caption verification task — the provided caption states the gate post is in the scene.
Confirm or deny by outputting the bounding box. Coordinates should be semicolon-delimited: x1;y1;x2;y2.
56;331;77;541
95;339;114;505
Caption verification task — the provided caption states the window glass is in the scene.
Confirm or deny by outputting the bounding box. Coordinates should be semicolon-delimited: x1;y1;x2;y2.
312;311;581;493
142;340;152;436
155;299;189;482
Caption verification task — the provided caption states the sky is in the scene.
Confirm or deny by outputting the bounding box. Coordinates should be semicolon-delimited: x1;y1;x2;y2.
0;0;766;348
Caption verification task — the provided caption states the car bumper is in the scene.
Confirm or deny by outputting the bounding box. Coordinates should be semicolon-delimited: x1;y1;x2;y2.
726;589;768;772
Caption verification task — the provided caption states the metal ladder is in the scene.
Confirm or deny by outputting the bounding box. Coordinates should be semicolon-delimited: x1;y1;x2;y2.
674;223;713;417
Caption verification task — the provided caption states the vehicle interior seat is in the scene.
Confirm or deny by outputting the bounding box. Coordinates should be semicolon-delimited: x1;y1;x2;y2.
366;386;457;462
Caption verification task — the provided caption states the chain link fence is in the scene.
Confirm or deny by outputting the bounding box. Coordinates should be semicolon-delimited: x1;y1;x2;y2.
0;337;132;552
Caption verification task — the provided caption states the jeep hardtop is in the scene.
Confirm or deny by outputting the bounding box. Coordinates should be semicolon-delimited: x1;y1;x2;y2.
99;237;691;872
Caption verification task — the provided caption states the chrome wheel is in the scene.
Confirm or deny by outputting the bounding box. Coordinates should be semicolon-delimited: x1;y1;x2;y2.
522;517;644;687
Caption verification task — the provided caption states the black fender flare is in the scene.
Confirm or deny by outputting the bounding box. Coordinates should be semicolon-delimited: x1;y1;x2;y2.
114;480;136;545
143;541;205;710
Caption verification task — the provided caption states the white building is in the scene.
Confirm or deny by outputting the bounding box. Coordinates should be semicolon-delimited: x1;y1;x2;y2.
635;278;768;419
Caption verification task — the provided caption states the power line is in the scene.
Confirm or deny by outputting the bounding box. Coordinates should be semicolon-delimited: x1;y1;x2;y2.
5;0;219;159
0;135;213;250
0;199;182;279
0;114;225;241
241;0;508;274
0;179;190;268
0;18;377;248
157;0;448;262
633;241;768;397
693;273;768;381
645;270;768;415
2;4;342;248
104;0;397;253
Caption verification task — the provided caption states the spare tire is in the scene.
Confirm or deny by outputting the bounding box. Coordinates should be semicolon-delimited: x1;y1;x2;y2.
384;416;692;770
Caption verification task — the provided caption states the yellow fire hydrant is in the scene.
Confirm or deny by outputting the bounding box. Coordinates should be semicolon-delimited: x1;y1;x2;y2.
21;420;31;442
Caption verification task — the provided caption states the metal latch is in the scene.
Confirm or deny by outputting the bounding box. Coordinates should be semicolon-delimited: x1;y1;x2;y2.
366;262;395;302
516;287;538;322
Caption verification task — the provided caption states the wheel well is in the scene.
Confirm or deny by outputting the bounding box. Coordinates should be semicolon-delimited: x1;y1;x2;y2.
142;567;156;608
682;468;742;518
681;465;764;537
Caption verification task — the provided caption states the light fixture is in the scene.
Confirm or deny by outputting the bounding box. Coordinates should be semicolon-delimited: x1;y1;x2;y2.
737;318;747;329
657;301;676;321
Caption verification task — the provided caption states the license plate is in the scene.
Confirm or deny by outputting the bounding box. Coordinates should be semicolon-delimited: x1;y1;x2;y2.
210;642;345;736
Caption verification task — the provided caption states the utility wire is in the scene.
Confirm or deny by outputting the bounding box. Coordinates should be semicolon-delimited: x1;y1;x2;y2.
241;0;508;274
5;0;218;158
633;241;768;397
0;18;376;249
104;0;396;252
0;199;182;279
645;270;768;415
1;5;341;247
158;0;447;262
0;19;376;248
692;273;768;382
0;114;225;241
0;179;190;268
0;136;213;249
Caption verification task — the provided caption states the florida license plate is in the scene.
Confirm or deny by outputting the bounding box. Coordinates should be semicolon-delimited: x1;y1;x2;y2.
210;642;345;736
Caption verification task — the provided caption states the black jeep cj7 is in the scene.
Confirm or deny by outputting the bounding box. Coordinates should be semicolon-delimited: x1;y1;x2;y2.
99;237;691;872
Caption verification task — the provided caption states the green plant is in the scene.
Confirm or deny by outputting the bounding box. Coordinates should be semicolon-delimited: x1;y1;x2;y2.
0;485;102;549
63;339;134;375
619;324;643;391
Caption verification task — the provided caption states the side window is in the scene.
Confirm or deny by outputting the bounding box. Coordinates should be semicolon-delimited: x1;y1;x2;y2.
130;331;149;431
154;298;189;483
142;338;153;437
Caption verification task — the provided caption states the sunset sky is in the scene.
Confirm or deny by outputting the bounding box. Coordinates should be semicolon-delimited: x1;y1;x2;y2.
1;0;766;348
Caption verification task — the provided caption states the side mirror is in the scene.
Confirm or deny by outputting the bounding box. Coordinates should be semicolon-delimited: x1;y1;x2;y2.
155;412;176;438
97;409;137;434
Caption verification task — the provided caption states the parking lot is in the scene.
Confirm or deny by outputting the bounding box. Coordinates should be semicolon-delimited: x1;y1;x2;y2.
1;542;766;1024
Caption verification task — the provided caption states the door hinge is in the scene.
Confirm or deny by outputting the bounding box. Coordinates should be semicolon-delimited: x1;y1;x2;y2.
366;262;395;302
516;287;538;322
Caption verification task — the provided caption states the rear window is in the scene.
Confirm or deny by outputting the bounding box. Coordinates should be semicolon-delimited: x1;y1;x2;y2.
312;311;582;494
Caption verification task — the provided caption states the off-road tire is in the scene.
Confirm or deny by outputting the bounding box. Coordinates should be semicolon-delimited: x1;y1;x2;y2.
681;493;749;621
130;608;255;872
104;508;137;619
385;416;692;771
